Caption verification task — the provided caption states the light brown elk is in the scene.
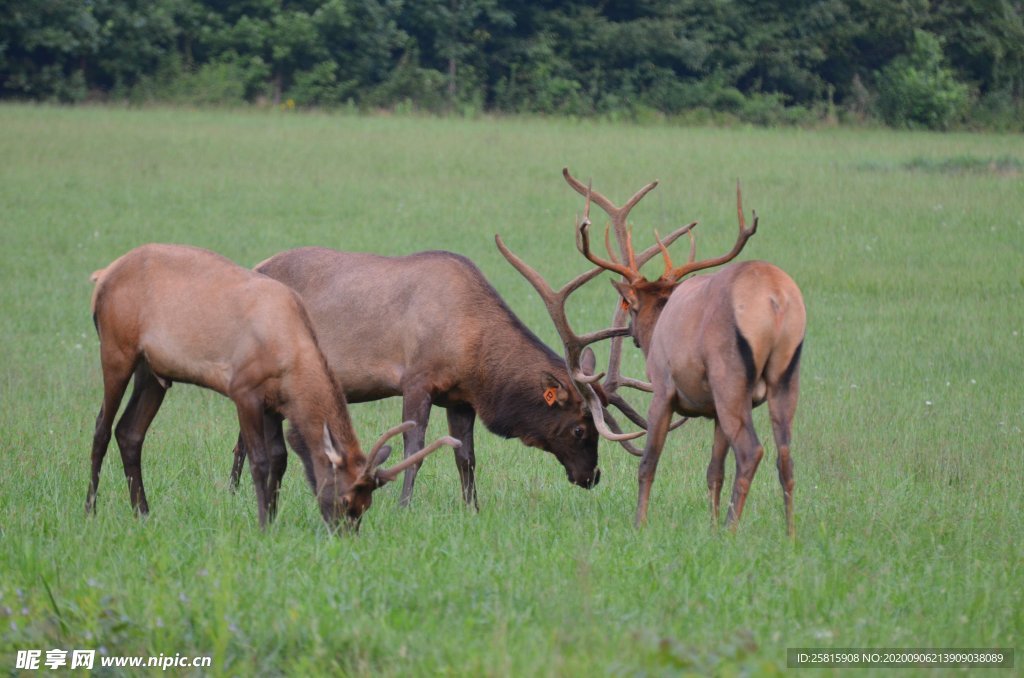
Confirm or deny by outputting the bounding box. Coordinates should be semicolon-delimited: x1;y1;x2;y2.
565;169;805;534
87;243;458;530
229;248;636;508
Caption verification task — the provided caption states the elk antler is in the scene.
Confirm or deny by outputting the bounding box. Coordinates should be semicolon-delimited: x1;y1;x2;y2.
357;421;461;487
370;436;462;486
494;178;696;446
658;180;758;283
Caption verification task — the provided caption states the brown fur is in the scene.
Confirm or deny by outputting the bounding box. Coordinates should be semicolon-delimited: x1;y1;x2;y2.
86;244;410;530
229;247;601;508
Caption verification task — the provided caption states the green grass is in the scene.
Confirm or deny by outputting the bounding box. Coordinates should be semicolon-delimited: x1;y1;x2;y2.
1;104;1021;675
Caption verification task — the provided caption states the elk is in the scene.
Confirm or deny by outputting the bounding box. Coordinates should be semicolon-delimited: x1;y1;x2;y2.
563;168;806;534
87;243;458;530
229;248;639;509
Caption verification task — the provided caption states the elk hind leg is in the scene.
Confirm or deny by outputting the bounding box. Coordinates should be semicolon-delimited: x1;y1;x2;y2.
86;350;135;515
113;363;167;515
768;374;800;538
447;405;478;510
717;400;763;530
707;421;729;528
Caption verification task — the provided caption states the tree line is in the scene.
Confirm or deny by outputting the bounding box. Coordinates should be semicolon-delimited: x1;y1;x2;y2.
2;0;1022;129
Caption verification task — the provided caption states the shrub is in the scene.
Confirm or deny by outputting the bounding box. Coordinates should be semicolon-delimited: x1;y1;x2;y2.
876;30;970;130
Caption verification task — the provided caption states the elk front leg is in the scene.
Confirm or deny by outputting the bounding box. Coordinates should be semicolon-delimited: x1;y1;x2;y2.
707;420;729;528
398;387;432;507
235;396;273;527
635;392;674;527
113;364;167;515
446;405;478;510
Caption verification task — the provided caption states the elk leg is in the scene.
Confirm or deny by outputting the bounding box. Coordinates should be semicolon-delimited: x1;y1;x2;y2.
446;405;478;510
768;383;799;538
707;420;729;528
263;411;288;522
285;426;318;492
635;392;674;527
113;364;167;515
235;396;272;527
229;433;245;493
398;388;432;507
86;352;135;515
719;409;763;530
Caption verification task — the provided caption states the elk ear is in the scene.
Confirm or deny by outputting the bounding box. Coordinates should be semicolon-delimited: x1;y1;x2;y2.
542;373;571;408
610;280;638;310
369;444;393;470
322;423;345;468
580;347;597;376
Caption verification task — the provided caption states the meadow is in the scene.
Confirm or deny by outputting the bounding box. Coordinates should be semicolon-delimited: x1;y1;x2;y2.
0;105;1021;675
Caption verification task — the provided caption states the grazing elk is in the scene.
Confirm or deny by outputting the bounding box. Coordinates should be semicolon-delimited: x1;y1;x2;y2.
230;247;632;509
561;168;806;535
87;244;458;530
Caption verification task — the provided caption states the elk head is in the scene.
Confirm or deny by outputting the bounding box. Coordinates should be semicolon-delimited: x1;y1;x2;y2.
299;421;460;530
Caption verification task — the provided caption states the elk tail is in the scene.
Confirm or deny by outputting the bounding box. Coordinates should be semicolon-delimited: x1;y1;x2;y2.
89;266;108;316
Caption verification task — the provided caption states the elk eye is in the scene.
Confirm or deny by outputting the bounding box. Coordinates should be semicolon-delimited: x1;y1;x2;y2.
572;425;585;439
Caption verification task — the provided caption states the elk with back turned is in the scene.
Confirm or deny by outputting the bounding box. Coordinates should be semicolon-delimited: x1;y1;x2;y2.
508;169;806;535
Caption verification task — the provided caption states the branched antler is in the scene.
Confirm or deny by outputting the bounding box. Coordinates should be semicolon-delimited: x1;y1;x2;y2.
495;170;698;447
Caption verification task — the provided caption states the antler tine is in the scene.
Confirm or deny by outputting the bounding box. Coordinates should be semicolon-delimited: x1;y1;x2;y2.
576;212;638;281
603;223;621;265
658;180;758;283
563;167;622;220
374;436;461;484
653;222;699;279
601;408;644;456
589;394;645;441
564;167;658;275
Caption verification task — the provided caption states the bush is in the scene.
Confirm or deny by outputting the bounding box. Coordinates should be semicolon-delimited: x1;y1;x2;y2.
876;30;970;130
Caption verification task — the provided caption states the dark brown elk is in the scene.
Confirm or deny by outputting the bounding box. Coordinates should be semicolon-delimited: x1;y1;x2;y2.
87;243;457;530
564;169;805;534
229;247;631;509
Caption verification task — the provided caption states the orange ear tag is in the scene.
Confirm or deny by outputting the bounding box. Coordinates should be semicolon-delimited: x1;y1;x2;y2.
620;299;630;311
543;387;558;407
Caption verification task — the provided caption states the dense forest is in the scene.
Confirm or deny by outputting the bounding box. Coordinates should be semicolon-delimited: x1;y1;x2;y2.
2;1;1023;129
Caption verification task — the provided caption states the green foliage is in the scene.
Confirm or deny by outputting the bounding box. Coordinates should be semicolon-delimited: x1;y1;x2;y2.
876;29;971;129
1;2;1022;127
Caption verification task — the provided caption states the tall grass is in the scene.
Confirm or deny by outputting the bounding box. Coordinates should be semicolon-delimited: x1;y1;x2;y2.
1;105;1021;675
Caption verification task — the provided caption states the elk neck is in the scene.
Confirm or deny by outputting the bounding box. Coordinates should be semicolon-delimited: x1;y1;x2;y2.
470;313;575;441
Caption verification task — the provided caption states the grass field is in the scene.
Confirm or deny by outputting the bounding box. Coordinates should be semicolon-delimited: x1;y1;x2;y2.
0;104;1021;675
